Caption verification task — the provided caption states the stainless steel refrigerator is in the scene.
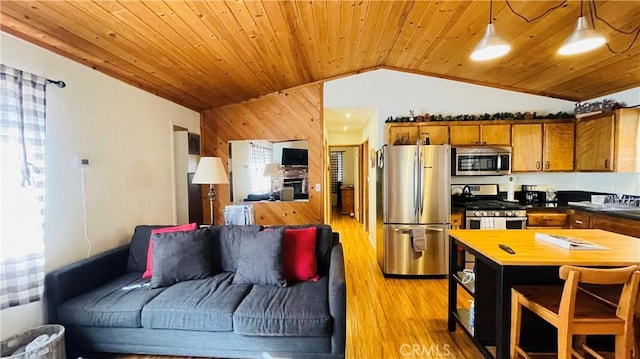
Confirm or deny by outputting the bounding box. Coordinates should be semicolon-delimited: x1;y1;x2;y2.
375;144;451;276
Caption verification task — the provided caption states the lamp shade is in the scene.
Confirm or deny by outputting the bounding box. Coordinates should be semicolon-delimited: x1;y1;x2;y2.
263;163;280;177
558;16;606;55
192;157;229;184
470;23;511;61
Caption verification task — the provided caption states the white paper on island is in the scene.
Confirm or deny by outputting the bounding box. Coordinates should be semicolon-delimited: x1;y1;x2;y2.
535;233;608;250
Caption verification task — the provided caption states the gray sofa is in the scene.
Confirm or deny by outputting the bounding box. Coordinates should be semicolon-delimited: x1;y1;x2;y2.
45;224;346;359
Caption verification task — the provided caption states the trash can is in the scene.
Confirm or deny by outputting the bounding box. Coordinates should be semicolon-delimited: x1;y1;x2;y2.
1;325;65;359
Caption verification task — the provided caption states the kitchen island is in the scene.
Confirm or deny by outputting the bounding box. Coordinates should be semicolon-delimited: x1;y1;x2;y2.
447;229;640;359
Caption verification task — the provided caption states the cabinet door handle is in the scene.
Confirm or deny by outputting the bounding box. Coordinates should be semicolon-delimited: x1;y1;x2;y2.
545;161;550;170
604;159;609;169
575;220;583;225
536;161;541;170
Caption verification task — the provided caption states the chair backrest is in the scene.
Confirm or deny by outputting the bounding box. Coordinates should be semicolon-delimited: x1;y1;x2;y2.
558;265;640;323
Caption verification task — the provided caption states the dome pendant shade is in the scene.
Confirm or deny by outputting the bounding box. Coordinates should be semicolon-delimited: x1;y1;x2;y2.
471;23;511;61
558;16;606;55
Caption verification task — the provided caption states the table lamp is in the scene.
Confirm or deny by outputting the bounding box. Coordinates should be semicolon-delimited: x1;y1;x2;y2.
192;157;228;225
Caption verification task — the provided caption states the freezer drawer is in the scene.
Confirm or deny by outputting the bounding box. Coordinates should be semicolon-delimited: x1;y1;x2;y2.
383;224;449;275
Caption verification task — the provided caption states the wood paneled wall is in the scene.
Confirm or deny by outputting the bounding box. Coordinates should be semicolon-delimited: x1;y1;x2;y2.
201;84;324;225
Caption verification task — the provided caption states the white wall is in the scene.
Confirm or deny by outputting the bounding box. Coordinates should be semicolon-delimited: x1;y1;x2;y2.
0;32;200;339
324;69;640;247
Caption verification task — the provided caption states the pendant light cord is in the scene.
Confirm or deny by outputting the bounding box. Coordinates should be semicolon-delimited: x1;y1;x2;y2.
505;0;566;23
489;0;493;24
588;0;640;54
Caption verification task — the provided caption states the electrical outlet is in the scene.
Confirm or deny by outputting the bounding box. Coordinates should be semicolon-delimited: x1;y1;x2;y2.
315;183;321;192
74;155;90;168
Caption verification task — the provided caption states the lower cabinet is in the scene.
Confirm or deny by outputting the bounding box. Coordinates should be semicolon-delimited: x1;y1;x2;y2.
569;209;639;237
526;209;568;228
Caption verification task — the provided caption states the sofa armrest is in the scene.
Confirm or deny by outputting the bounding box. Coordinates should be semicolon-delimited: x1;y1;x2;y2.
329;242;346;356
45;245;129;323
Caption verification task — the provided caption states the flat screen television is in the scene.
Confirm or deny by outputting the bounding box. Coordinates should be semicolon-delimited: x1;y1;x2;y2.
281;148;308;166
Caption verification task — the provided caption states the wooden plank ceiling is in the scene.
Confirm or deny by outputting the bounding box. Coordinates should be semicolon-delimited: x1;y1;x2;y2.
2;1;639;111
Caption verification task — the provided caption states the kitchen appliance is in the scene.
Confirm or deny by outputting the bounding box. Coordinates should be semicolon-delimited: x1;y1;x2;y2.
451;146;511;176
376;144;451;276
452;184;527;229
522;184;539;206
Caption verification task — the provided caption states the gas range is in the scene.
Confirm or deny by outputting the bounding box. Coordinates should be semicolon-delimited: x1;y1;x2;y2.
457;200;526;217
452;184;527;218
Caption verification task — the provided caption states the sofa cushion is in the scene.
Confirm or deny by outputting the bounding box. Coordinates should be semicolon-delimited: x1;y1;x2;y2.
141;272;251;332
269;225;334;276
283;227;319;282
233;228;287;287
126;225;173;273
150;228;213;289
142;223;197;279
209;225;263;273
233;276;331;336
58;272;164;328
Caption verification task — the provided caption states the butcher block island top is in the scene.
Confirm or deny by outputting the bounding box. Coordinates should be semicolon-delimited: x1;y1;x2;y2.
448;229;640;267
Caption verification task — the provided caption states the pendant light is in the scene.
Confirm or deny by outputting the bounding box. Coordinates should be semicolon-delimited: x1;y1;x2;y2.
558;1;606;55
471;0;511;61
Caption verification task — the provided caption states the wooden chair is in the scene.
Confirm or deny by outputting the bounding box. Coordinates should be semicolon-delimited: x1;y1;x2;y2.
510;265;640;359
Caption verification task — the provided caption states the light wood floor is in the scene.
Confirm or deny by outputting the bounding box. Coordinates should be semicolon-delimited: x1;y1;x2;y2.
108;213;481;359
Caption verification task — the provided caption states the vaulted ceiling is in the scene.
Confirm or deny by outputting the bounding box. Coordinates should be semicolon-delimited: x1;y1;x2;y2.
1;1;639;111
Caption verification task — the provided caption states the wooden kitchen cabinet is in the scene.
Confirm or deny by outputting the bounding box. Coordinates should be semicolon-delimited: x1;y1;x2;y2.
543;122;575;171
568;209;639;237
512;124;543;172
451;209;464;229
419;125;449;145
568;209;591;229
590;213;640;238
527;209;568;228
387;124;420;145
341;187;354;215
385;123;449;145
512;121;574;172
450;123;510;146
575;108;640;172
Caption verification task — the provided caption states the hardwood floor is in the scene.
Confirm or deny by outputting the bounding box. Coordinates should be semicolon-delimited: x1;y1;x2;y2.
107;214;481;358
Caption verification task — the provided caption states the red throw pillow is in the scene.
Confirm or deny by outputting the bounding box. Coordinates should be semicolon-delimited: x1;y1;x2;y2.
283;227;319;282
141;223;197;279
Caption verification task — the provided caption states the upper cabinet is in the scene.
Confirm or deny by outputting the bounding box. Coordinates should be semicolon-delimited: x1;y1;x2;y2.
386;123;449;145
575;109;640;172
450;123;511;146
512;121;574;172
419;125;449;145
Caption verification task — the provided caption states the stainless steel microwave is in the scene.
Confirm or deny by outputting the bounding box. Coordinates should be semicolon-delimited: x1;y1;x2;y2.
452;146;511;176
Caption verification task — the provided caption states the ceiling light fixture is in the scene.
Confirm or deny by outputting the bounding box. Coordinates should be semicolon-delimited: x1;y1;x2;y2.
471;0;511;61
558;1;606;55
343;126;348;132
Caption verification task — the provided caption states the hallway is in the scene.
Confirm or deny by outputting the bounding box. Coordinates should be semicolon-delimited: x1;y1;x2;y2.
330;212;480;358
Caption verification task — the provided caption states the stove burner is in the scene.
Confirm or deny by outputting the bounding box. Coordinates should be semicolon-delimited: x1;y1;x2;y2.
459;200;525;210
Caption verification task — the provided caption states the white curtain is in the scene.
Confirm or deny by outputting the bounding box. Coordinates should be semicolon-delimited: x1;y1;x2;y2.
0;64;47;309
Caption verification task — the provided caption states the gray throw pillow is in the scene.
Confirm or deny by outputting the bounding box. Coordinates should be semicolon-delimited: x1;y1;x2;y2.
233;228;287;287
150;228;213;289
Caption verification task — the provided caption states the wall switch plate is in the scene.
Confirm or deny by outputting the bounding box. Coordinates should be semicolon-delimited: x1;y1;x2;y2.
315;183;321;192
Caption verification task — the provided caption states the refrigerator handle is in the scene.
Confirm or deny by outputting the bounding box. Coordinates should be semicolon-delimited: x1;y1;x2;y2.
413;145;420;220
418;148;424;215
394;227;444;234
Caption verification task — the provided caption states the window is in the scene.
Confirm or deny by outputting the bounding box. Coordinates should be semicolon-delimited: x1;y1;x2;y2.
250;142;273;194
330;151;344;193
1;65;47;309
